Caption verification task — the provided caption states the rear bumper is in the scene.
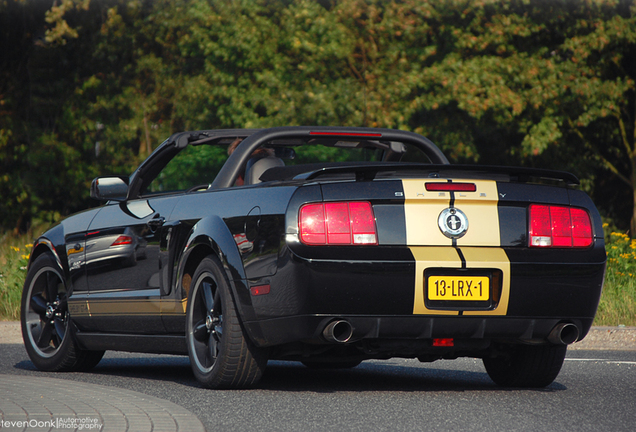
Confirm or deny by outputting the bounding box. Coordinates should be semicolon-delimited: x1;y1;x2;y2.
245;315;594;348
243;245;605;348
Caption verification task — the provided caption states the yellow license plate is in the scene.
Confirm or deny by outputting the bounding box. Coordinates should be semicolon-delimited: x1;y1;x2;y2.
427;275;490;301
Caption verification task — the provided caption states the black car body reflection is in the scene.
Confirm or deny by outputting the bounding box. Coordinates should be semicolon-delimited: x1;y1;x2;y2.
21;127;606;389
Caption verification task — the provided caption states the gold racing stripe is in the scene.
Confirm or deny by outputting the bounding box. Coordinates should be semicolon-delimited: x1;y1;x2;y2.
162;298;188;315
402;179;511;315
461;247;510;316
403;179;453;246
67;298;90;317
455;181;500;247
85;298;187;316
411;246;462;315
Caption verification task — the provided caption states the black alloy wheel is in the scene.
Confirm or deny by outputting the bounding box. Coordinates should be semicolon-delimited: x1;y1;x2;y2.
189;276;223;373
21;253;104;371
24;261;68;357
186;256;267;388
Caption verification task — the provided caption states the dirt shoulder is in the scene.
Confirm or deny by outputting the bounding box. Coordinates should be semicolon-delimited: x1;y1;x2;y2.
2;321;635;350
0;321;22;344
570;326;636;351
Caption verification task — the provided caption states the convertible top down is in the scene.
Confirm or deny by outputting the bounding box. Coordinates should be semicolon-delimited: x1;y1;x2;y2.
22;126;606;388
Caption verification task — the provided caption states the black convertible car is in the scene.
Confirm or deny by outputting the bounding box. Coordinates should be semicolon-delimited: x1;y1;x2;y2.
21;126;606;388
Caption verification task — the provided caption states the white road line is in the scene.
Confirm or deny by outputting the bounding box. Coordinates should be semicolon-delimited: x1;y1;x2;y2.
566;358;636;365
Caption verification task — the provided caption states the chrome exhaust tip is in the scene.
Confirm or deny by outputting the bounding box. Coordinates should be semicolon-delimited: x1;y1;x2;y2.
322;320;353;343
548;323;580;345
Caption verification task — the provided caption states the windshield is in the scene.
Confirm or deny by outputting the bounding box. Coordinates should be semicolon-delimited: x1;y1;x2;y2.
142;138;434;195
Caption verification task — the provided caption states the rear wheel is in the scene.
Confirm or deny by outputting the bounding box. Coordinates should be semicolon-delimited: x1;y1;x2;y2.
21;253;104;372
186;256;267;388
483;344;567;388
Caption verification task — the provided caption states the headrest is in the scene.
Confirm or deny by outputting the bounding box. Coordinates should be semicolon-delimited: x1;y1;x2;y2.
245;156;285;185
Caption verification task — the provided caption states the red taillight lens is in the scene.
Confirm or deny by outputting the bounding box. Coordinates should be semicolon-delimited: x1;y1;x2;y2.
550;206;573;247
299;204;326;245
529;205;552;246
325;202;350;244
571;208;593;247
349;202;377;244
111;235;133;246
300;202;377;245
529;205;593;248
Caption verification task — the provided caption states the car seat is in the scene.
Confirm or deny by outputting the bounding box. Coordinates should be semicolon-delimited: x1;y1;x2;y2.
244;156;285;185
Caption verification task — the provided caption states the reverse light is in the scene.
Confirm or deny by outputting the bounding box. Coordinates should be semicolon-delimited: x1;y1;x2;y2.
111;235;133;247
529;205;593;248
300;201;378;245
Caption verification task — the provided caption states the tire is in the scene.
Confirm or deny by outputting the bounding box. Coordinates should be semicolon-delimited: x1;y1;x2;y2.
75;350;106;371
21;253;105;372
301;360;362;369
483;344;567;388
186;256;268;388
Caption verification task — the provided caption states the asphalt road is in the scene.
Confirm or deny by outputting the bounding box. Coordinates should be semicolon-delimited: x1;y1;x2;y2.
1;345;635;432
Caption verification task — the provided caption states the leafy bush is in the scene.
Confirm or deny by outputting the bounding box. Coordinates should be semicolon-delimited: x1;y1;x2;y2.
595;229;636;326
0;241;30;321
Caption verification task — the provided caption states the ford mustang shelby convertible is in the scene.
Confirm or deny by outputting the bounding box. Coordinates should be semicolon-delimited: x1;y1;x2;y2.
21;127;606;388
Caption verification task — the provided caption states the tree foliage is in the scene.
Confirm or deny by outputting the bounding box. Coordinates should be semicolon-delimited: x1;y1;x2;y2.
0;0;635;233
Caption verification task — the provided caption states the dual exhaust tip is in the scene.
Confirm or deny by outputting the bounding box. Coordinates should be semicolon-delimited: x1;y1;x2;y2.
322;320;580;346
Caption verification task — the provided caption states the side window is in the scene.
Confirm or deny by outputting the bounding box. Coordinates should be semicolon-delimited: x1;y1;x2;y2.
146;145;228;194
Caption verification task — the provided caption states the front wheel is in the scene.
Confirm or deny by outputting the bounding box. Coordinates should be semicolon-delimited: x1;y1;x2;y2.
186;256;267;388
483;344;567;388
21;253;105;372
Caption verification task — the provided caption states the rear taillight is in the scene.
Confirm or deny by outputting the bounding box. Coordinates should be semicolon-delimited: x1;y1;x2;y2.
529;205;593;248
111;235;133;246
299;202;377;245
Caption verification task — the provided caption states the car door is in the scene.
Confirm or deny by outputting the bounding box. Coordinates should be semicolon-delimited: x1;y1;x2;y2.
84;195;180;333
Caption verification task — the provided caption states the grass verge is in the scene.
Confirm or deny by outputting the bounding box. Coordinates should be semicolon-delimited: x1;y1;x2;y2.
1;228;634;326
596;230;636;326
0;233;33;321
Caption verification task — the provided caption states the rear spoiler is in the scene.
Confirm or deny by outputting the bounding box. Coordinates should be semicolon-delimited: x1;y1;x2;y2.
294;163;580;186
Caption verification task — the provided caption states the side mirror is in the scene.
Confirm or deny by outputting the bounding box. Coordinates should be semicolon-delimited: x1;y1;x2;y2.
91;176;129;201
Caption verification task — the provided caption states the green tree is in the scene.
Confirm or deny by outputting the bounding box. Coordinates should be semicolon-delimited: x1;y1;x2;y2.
407;0;636;230
1;0;56;232
2;0;636;235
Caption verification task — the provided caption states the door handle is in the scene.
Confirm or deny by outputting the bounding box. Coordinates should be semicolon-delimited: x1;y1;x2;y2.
148;216;165;232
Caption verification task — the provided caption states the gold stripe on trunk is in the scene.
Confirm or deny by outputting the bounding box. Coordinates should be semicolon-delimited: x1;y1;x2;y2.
461;247;511;316
404;179;511;315
402;179;453;246
455;181;500;247
411;246;462;315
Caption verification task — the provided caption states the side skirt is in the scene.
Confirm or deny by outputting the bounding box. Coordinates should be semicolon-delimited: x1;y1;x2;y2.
75;332;188;355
